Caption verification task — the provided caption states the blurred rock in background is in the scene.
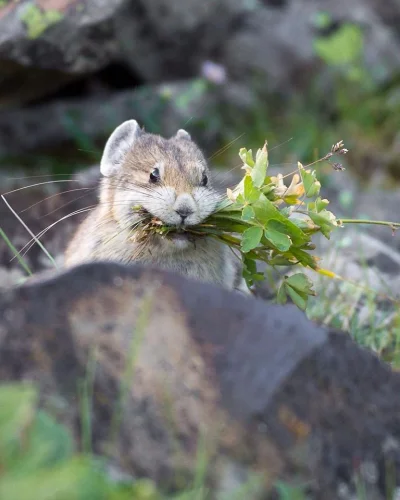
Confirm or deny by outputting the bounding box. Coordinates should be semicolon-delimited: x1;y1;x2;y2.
1;0;400;162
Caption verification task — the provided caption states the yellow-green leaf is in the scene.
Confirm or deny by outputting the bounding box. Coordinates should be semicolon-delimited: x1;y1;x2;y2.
299;164;321;198
239;148;255;167
244;175;260;203
313;24;363;66
308;209;338;239
251;143;268;188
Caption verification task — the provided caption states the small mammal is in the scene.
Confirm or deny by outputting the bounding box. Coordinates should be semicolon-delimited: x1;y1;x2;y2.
64;120;249;293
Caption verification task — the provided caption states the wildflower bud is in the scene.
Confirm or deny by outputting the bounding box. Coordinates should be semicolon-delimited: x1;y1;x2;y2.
332;162;345;171
338;148;349;155
331;140;344;153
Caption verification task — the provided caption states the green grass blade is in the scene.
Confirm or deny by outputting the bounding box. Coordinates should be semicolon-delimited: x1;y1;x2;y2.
0;227;32;276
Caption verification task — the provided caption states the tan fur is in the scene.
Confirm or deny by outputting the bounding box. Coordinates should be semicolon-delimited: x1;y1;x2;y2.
64;124;248;292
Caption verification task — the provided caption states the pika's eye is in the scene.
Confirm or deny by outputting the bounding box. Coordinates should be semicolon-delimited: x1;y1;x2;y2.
149;167;160;183
201;174;208;187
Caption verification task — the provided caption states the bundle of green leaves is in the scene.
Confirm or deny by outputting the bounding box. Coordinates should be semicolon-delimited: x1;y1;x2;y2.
137;141;349;310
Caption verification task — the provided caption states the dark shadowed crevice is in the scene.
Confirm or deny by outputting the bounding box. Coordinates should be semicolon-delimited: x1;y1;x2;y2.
24;62;145;107
262;0;288;7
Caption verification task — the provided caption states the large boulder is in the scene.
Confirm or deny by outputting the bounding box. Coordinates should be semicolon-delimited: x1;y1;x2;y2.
1;261;400;498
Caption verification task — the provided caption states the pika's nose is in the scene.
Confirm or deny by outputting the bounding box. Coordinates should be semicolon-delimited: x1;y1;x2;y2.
175;206;194;222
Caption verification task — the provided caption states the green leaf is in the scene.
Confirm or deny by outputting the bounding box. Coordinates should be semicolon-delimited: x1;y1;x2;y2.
277;284;287;304
286;287;308;311
313;23;364;66
279;207;292;217
5;412;74;475
285;273;315;296
242;205;255;221
251;144;268;188
278;273;316;311
239;148;255;167
264;220;292;252
261;182;275;198
299;164;321;198
290;248;319;269
308;197;330;213
243;256;258;275
252;195;309;247
290;217;320;234
0;458;107;500
0;383;37;451
241;227;263;253
243;175;260;203
315;197;330;212
308;209;338;239
236;193;246;205
269;256;298;267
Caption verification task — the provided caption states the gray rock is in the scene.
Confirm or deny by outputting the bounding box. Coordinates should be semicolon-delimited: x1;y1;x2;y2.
1;261;400;498
0;0;125;107
114;0;251;81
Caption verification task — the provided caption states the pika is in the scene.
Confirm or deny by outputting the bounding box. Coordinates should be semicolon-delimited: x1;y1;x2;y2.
64;120;249;293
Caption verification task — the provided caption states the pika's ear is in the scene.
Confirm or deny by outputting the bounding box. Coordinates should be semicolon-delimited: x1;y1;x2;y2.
100;120;141;177
175;129;191;141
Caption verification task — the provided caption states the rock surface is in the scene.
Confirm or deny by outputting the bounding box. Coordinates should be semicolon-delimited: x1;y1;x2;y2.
0;80;220;156
1;261;400;498
0;0;126;107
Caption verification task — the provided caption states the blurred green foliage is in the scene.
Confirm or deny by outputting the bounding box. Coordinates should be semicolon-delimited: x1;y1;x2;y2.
0;382;288;499
0;383;162;500
218;15;400;180
19;3;63;40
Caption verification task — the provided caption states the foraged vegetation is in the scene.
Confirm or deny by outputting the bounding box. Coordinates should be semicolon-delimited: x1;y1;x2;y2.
136;140;399;311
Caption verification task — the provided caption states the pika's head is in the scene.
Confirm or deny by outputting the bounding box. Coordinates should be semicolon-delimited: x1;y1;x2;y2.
100;120;219;238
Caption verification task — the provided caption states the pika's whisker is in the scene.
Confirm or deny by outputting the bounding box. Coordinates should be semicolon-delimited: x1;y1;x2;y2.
2;180;81;196
16;207;96;261
2;194;57;267
209;133;246;160
20;187;94;214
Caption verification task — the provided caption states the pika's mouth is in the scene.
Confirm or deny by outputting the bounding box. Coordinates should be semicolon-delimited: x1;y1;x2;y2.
134;207;195;231
133;207;201;244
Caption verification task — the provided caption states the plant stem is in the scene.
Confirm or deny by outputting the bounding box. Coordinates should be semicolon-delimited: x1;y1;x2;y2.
339;219;400;228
